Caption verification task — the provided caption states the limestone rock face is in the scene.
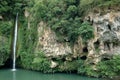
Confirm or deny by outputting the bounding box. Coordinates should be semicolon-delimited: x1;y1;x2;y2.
0;15;3;20
36;11;120;65
36;22;72;58
50;61;58;68
86;11;120;63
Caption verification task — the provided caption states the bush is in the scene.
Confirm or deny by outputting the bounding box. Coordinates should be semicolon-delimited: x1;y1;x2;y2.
19;51;51;73
19;51;34;69
67;5;78;17
97;55;120;77
79;0;120;16
77;55;120;78
0;37;9;66
59;60;79;72
0;21;13;37
31;0;82;44
31;52;51;73
53;7;62;15
0;46;9;66
77;59;85;74
0;0;27;18
79;21;94;42
77;59;98;77
30;0;95;45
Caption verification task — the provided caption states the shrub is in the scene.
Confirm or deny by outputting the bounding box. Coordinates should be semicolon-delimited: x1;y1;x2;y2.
67;5;78;17
31;52;51;73
30;0;95;45
0;37;9;66
0;0;27;18
77;59;98;77
0;21;13;37
19;51;34;69
79;21;94;42
97;55;120;77
59;60;79;72
79;0;120;16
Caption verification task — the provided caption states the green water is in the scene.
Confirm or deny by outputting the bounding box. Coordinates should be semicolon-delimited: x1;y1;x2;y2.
0;69;100;80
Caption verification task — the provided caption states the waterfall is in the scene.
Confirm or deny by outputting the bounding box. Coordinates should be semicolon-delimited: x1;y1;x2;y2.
12;13;18;71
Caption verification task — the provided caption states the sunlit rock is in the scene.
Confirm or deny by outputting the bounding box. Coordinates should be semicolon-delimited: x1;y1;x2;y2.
86;11;120;64
50;61;58;68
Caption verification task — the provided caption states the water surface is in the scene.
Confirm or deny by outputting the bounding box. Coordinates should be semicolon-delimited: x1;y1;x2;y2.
0;69;100;80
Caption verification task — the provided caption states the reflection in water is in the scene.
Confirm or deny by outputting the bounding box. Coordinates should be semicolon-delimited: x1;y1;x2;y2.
13;71;16;80
0;69;100;80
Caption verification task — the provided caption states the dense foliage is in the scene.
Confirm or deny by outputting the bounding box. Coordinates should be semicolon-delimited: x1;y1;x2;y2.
97;55;120;77
0;21;13;37
0;36;9;66
1;0;120;78
0;0;28;66
0;21;12;66
77;55;120;78
17;0;94;73
31;0;94;44
79;0;120;15
0;0;29;19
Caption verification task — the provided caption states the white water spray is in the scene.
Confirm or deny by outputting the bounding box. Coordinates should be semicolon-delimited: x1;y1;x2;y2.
12;13;18;71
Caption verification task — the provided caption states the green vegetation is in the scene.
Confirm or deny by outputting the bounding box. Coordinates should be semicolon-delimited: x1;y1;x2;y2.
17;0;94;73
58;60;80;73
0;0;28;19
31;0;94;44
0;21;13;37
11;0;120;74
0;0;28;67
79;0;120;16
0;38;10;66
79;21;94;42
31;52;51;73
1;0;120;78
18;51;34;69
96;55;120;77
19;51;51;73
77;55;120;78
0;21;13;66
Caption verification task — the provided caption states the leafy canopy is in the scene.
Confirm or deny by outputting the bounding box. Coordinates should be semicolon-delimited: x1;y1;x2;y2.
31;0;94;43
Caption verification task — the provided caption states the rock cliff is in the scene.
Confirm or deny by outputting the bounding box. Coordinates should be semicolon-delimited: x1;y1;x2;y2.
86;11;120;64
35;11;120;66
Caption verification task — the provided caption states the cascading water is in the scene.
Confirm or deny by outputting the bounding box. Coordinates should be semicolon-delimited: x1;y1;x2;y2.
12;13;18;71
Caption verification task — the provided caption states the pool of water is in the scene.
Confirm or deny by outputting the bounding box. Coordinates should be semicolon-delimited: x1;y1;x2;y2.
0;69;100;80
